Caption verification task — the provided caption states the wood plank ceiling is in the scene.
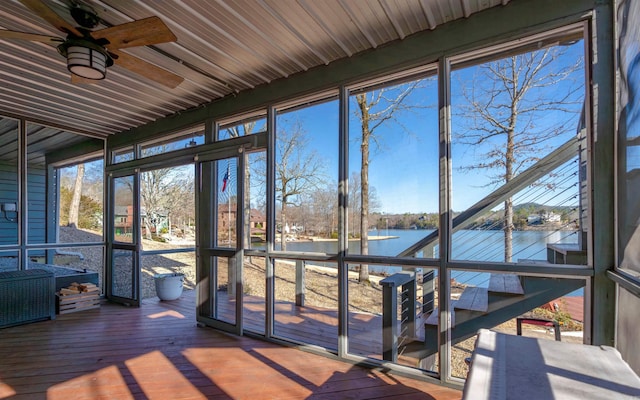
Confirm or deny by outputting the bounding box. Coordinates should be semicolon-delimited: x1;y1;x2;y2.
0;0;510;140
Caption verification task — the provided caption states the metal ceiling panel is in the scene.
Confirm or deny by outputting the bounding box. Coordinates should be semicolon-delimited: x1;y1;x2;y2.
0;0;509;147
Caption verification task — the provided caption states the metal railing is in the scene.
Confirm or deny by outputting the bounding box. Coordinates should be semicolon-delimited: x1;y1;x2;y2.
380;271;417;362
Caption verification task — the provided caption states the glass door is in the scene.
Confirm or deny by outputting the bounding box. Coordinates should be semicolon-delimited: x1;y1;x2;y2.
107;173;140;306
197;153;244;334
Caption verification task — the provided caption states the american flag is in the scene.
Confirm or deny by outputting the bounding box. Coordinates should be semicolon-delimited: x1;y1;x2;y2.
222;167;229;192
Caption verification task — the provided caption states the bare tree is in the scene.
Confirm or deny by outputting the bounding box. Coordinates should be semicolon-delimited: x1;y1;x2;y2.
67;163;84;228
227;121;260;247
455;46;583;261
140;169;170;240
348;172;381;239
82;160;104;202
353;81;420;283
138;166;191;241
309;186;337;237
349;172;361;239
169;172;195;236
276;120;326;251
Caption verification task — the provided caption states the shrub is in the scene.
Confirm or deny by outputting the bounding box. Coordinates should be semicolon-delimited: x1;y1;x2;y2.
532;306;583;331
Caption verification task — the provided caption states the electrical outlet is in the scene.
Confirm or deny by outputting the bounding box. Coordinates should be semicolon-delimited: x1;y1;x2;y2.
1;203;16;212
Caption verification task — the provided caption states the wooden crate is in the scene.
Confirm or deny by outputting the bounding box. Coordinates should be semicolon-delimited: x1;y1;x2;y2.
56;292;100;314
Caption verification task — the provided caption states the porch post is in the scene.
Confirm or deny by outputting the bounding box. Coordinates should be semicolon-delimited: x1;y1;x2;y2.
295;260;305;307
589;1;616;346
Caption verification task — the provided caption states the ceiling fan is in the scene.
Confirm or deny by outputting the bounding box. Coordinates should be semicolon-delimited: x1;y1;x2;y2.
0;0;184;88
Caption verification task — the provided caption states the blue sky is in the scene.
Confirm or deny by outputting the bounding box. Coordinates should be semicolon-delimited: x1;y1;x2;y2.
275;83;441;214
274;40;585;215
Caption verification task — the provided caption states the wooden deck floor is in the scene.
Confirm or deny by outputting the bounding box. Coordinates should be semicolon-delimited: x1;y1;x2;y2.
0;291;461;400
222;290;387;358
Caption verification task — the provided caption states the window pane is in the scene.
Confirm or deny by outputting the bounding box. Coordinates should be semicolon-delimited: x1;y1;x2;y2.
213;255;236;325
27;123;104;245
140;164;195;251
27;247;103;294
58;159;104;242
113;176;134;243
447;269;585;379
348;75;439;258
216;158;237;248
274;98;338;252
113;147;134;164
618;8;640;273
243;255;266;335
140;125;205;158
273;259;338;351
141;251;195;300
0;251;20;271
246;151;266;250
450;40;586;265
218;116;266;141
347;263;438;373
112;249;135;299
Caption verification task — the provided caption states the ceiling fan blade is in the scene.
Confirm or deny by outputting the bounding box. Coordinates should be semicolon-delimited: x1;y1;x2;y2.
19;0;82;37
0;29;62;44
91;17;177;50
110;49;184;89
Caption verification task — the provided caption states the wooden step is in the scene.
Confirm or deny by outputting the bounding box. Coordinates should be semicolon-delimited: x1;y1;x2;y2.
424;304;456;326
454;287;488;312
488;273;524;295
398;338;432;362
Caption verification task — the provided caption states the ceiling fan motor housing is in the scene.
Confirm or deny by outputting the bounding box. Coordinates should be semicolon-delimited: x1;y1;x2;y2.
70;5;100;29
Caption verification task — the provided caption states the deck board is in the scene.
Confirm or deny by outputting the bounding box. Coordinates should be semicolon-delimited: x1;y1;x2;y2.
0;290;461;400
488;273;524;295
425;303;456;327
454;287;488;312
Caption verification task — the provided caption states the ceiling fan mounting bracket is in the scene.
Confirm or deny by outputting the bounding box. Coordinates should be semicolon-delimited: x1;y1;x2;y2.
70;4;100;29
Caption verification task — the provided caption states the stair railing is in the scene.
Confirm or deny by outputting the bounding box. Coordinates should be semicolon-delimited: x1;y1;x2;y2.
422;270;435;315
397;136;580;258
380;270;417;362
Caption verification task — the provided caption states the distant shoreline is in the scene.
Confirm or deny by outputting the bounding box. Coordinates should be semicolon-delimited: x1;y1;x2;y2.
306;235;399;242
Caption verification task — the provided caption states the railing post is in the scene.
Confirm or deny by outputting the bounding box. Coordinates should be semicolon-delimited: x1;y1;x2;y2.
422;270;435;314
381;271;415;362
402;278;416;338
295;260;305;307
382;280;398;362
228;256;236;296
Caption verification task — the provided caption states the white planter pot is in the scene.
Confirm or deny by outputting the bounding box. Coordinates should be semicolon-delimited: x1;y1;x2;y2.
154;273;184;301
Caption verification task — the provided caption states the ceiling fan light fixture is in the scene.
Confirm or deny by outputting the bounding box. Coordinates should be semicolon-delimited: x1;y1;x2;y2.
58;39;113;80
67;45;107;79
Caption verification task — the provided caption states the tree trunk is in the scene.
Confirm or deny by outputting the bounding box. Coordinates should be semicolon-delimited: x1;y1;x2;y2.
504;83;517;262
244;161;251;248
68;163;84;229
241;123;254;249
504;197;513;262
144;218;153;240
281;200;287;252
357;94;370;284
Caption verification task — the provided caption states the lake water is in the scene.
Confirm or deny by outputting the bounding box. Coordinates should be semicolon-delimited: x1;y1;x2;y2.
270;229;583;294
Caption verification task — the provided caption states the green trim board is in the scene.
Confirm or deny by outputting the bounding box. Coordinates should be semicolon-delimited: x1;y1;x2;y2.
45;138;104;167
